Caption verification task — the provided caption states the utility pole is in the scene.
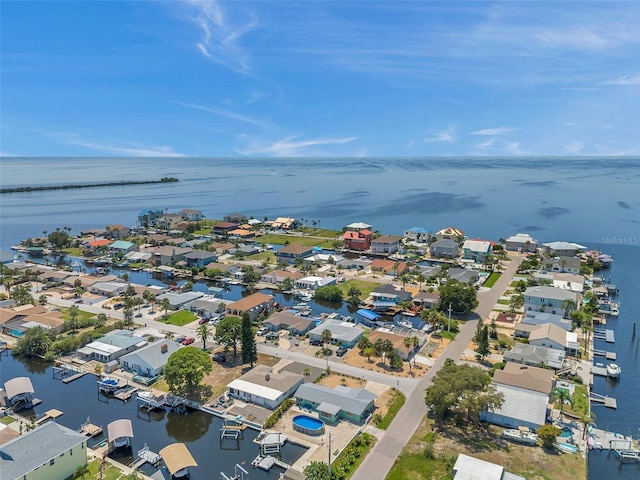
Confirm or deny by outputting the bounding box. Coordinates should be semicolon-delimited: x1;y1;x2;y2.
448;302;452;333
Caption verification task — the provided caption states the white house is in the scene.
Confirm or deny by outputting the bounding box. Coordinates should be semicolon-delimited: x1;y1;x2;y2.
528;323;579;356
523;285;580;317
227;365;304;409
453;454;525;480
504;233;537;253
295;275;337;290
119;340;181;377
480;383;549;432
462;239;492;263
403;227;431;244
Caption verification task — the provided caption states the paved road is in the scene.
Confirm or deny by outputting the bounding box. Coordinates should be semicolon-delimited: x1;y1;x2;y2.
351;254;523;480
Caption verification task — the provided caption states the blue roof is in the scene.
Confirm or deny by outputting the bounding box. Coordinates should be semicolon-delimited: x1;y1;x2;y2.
407;227;430;233
356;309;380;321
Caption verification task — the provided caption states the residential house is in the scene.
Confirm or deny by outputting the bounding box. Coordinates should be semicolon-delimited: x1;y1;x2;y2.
262;311;315;336
528;323;579;356
228;228;255;239
212;221;238;236
226;292;274;321
462;239;492;263
505;233;537;253
0;421;87;480
503;343;565;369
224;213;248;223
82;238;113;255
227;365;304;409
145;233;171;245
275;244;314;265
261;270;303;287
179;209;204;221
435;226;464;242
337;257;372;271
429;239;460;259
480;383;549;431
412;291;439;310
155;213;182;230
89;281;128;297
452;454;525;480
295;275;337;290
119;340;181;377
521;311;572;331
109;240;138;255
184;250;217;267
370;235;400;256
37;270;73;284
369;258;408;277
342;229;373;251
271;217;298;230
344;222;372;232
105;224;130;239
369;284;412;310
447;267;480;284
156;291;205;310
523;286;580;316
542;241;587;257
403;227;431;244
368;330;416;361
549;273;584;293
186;297;225;318
308;319;365;347
493;362;555;395
294;383;376;425
124;251;152;263
151;245;193;266
137;209;164;227
77;329;147;363
541;256;581;275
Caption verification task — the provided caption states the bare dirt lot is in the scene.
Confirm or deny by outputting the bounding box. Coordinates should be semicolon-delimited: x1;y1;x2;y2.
200;352;280;399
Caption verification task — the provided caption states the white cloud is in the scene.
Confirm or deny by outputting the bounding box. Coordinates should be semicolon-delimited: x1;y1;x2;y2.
562;141;583;154
424;127;456;143
470;127;518;136
505;141;528;155
54;133;185;157
474;139;496;149
177;101;269;128
602;74;640;86
184;0;258;74
237;135;357;156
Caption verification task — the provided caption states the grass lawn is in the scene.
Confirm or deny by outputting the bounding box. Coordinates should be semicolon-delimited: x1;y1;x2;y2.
375;389;406;430
558;383;589;417
245;251;276;263
62;307;95;322
86;458;123;480
161;310;198;326
304;229;342;239
0;416;16;425
337;279;379;298
62;247;83;257
336;433;377;480
496;299;510;305
483;272;502;288
255;233;336;248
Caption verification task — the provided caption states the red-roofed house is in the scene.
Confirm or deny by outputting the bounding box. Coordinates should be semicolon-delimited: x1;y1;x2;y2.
343;229;372;251
369;259;409;277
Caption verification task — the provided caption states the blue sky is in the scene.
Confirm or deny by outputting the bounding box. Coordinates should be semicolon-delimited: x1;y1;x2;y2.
2;1;639;157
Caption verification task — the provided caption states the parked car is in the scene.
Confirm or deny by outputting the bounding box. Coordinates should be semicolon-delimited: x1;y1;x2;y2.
181;337;195;346
198;318;208;325
113;303;124;310
174;336;186;344
257;327;268;336
336;346;348;357
309;339;323;346
212;353;226;363
265;332;280;341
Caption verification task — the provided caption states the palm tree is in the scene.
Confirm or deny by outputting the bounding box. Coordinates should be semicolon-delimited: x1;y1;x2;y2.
411;336;420;365
160;297;171;318
68;305;79;334
403;337;413;370
196;323;212;350
321;329;332;345
552;387;573;417
362;345;375;363
561;299;577;318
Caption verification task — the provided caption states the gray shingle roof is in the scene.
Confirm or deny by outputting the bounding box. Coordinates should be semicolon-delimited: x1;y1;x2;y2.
120;340;180;370
295;383;375;416
0;421;86;480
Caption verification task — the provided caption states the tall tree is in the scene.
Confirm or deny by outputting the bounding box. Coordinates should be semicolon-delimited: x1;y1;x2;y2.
241;312;257;367
215;316;243;358
475;325;490;360
196;323;212;350
438;279;478;314
68;304;79;334
164;347;212;396
321;328;332;345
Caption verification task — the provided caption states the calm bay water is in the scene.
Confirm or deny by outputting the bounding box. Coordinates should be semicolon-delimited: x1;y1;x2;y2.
1;157;639;478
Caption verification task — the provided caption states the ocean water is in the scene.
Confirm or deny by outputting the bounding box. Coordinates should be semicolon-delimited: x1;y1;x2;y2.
1;156;639;478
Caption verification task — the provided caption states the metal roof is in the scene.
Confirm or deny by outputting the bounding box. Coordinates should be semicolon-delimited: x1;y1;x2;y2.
295;383;375;417
4;376;34;399
160;443;198;475
107;419;134;443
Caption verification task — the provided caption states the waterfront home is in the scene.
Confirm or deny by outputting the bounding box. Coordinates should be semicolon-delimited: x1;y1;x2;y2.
429;239;460;259
105;224;130;239
145;233;171;245
370;235;401;256
187;297;225;318
124;251;152;263
0;421;87;480
156;291;205;310
494;362;554;394
2;310;64;335
308;319;364;347
294;383;376;425
504;233;538;253
336;257;372;271
78;329;147;363
344;222;373;232
270;217;298;230
542;241;587;257
462;239;492;263
523;285;580;316
262;311;316;336
342;229;373;251
80;227;108;237
549;273;584;293
179;208;204;221
150;245;193;266
63;273;117;289
403;227;432;244
521;311;572;331
89;281;128;297
228;228;255;239
435;226;464;242
229;244;260;256
119;339;181;377
447;267;479;284
367;329;415;361
184;250;217;267
369;258;409;277
224;213;248;223
37;269;74;284
227;365;304;409
212;221;239;236
412;291;439;310
503;343;565;369
155;213;182;230
452;454;525;480
528;323;579;356
541;256;581;274
295;275;337;290
369;284;412;309
226;292;274;321
261;269;303;287
275;243;314;264
109;240;138;255
137;209;164;227
480;382;549;431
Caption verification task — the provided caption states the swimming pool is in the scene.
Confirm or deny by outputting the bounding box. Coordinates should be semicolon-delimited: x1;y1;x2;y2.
292;415;325;436
559;428;573;438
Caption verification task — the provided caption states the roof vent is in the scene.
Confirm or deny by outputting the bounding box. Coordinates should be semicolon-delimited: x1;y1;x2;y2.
265;374;270;381
161;343;168;354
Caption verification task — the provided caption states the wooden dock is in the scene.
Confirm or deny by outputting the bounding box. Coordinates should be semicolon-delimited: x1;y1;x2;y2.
131;444;161;469
592;350;616;361
114;386;138;401
593;329;615;343
590;392;617;409
35;409;63;424
591;365;608;377
80;422;103;437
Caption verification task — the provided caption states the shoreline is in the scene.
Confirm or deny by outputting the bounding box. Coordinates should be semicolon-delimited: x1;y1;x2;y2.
0;177;178;194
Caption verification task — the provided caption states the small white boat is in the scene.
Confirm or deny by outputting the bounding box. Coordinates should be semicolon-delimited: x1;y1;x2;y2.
502;429;539;445
555;442;579;454
606;363;621;378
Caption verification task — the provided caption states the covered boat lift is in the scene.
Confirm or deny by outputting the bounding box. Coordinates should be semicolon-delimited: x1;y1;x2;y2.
160;443;198;478
4;376;35;408
108;418;134;449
